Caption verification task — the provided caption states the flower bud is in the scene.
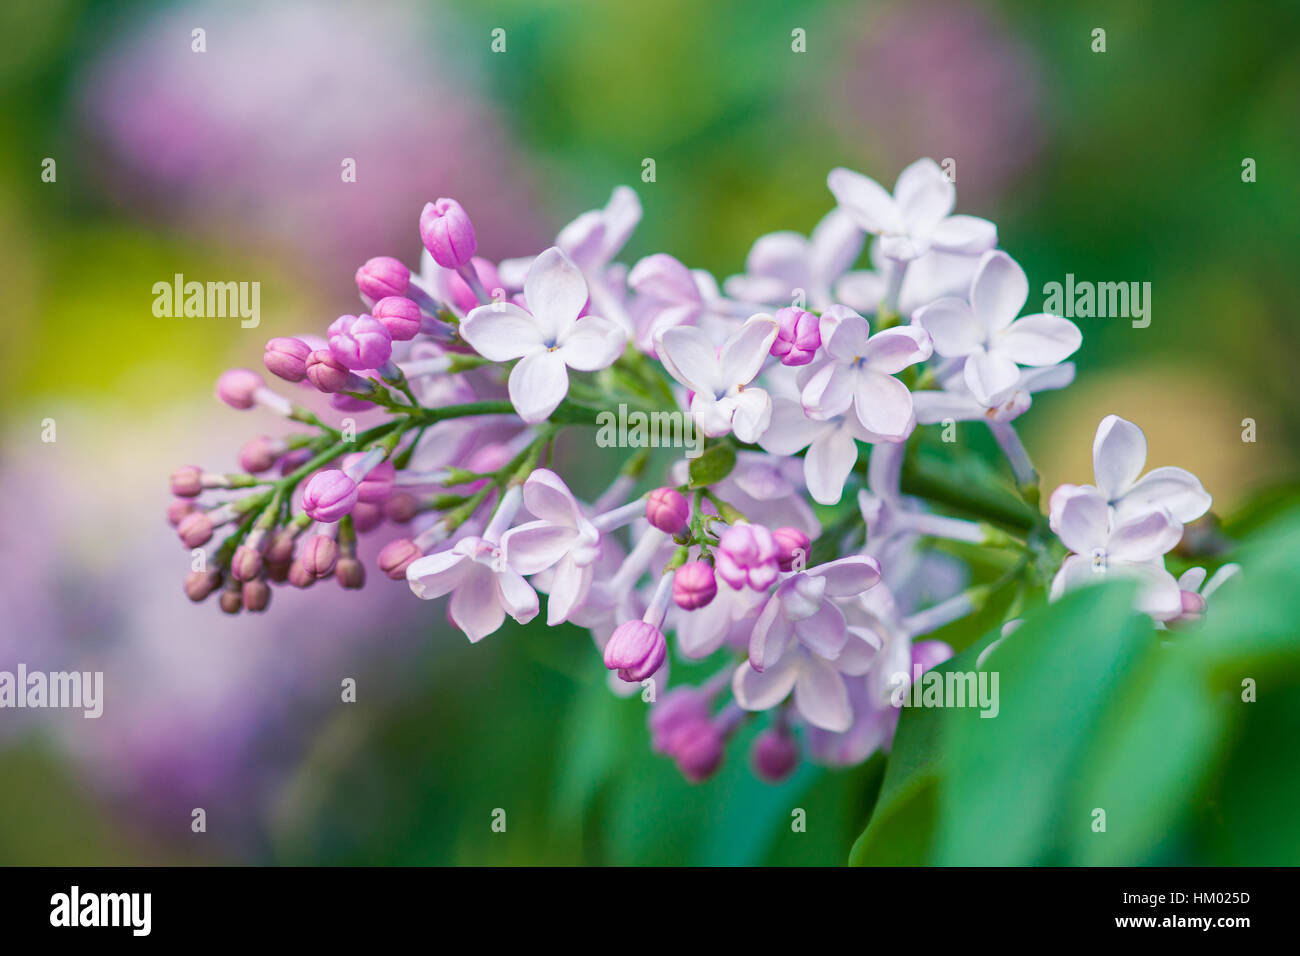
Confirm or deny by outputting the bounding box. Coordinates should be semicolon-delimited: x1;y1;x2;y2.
420;198;477;269
183;569;222;602
242;578;271;612
355;256;410;300
177;511;215;548
219;587;243;615
288;559;315;589
263;337;312;382
231;543;264;582
445;257;502;313
603;620;667;683
167;499;198;526
751;728;799;782
672;560;717;610
336;556;366;589
770;307;821;366
301;534;338;578
351;501;383;533
301;470;358;522
170;465;204;498
239;436;286;474
344;455;396;503
645;487;689;535
772;526;811;572
215;368;264;410
378;538;422;579
372;296;423;341
305;349;355;393
716;524;779;590
668;719;724;783
384;492;420;523
648;686;711;753
328;313;392;370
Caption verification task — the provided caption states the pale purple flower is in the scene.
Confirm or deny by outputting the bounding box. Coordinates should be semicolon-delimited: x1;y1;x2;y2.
748;556;883;669
723;208;865;310
828;158;997;261
1088;414;1213;523
656;315;779;442
914;250;1081;406
460;247;626;423
628;254;740;351
1048;484;1184;620
672;580;766;659
406;536;539;643
912;362;1075;425
500;469;601;626
799;305;932;439
759;397;882;505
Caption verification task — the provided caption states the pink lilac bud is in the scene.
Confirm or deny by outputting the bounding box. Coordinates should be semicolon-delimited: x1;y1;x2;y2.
219;588;243;615
239;436;286;474
306;349;355;393
1170;589;1207;628
773;526;811;572
378;538;422;579
328;314;392;370
372;296;423;341
330;392;373;413
242;578;271;612
351;501;383;533
446;257;503;313
215;368;264;410
667;720;725;783
288;559;315;589
645;487;689;535
301;470;358;522
648;686;711;753
178;511;215;548
912;639;955;674
279;448;312;476
420;198;477;269
385;492;419;523
770;307;821;366
673;561;717;610
355;256;411;300
336;556;365;589
167;499;198;526
344;455;396;503
183;569;222;602
716;524;779;590
263;337;313;382
231;544;264;582
171;465;204;498
604;620;667;683
752;728;800;782
301;535;338;578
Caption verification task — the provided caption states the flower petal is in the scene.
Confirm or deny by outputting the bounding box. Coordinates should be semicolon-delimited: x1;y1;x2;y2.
996;314;1082;366
449;565;507;642
656;324;721;394
460;304;544;361
520;468;582;527
928;215;997;255
794;656;853;732
730;386;773;443
794;601;849;659
852;370;916;439
860;325;933;374
405;549;469;599
546;559;593;626
1120;466;1212;524
495;566;540;624
501;522;577;575
1092;414;1147;501
804;423;858;505
827;167;905;235
809;207;866;287
719;316;779;386
525;247;589;338
1107;507;1182;562
962;349;1021;406
894;158;955;234
508;348;570;423
732;654;800;712
559;314;626;371
970;250;1028;334
749;593;795;672
913;298;984;357
758;397;819;455
801;361;855;419
809;555;882;597
1048;484;1110;554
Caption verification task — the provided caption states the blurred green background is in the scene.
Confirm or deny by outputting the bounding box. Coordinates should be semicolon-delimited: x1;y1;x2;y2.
1;0;1297;865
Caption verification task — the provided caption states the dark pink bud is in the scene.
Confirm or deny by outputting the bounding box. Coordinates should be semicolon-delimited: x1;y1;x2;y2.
420;198;477;269
603;620;667;683
668;720;725;783
673;561;717;610
167;499;198;526
344;455;396;503
752;728;800;783
378;538;422;579
177;511;214;548
372;296;423;341
288;559;315;589
170;465;203;498
242;578;271;612
716;524;779;590
355;256;411;300
770;307;821;366
648;686;711;754
328;314;392;370
263;337;312;382
301;470;358;522
301;534;338;578
183;569;222;602
385;492;420;523
215;368;264;409
773;526;811;572
645;487;689;535
231;544;264;582
239;436;286;474
219;588;243;615
351;501;383;533
305;349;354;393
336;556;366;590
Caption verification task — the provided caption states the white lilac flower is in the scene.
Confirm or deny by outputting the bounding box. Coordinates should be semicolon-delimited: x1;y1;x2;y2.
655;315;779;442
460;247;627;423
722;208;865;311
1089;414;1212;523
828;157;997;262
759;397;881;505
499;469;601;626
914;250;1081;407
1048;484;1184;620
732;628;880;733
748;556;883;668
799;305;933;439
911;363;1075;425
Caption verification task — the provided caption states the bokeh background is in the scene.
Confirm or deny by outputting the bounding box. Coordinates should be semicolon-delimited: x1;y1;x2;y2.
1;0;1297;865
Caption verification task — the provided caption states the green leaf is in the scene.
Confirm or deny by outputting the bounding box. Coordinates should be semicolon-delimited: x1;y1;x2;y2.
688;443;736;488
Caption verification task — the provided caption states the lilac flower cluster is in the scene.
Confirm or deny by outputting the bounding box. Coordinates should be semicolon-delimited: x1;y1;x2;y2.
170;159;1221;783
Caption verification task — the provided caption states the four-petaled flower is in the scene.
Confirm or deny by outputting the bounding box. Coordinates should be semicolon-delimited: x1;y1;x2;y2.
406;536;540;642
1088;414;1212;523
